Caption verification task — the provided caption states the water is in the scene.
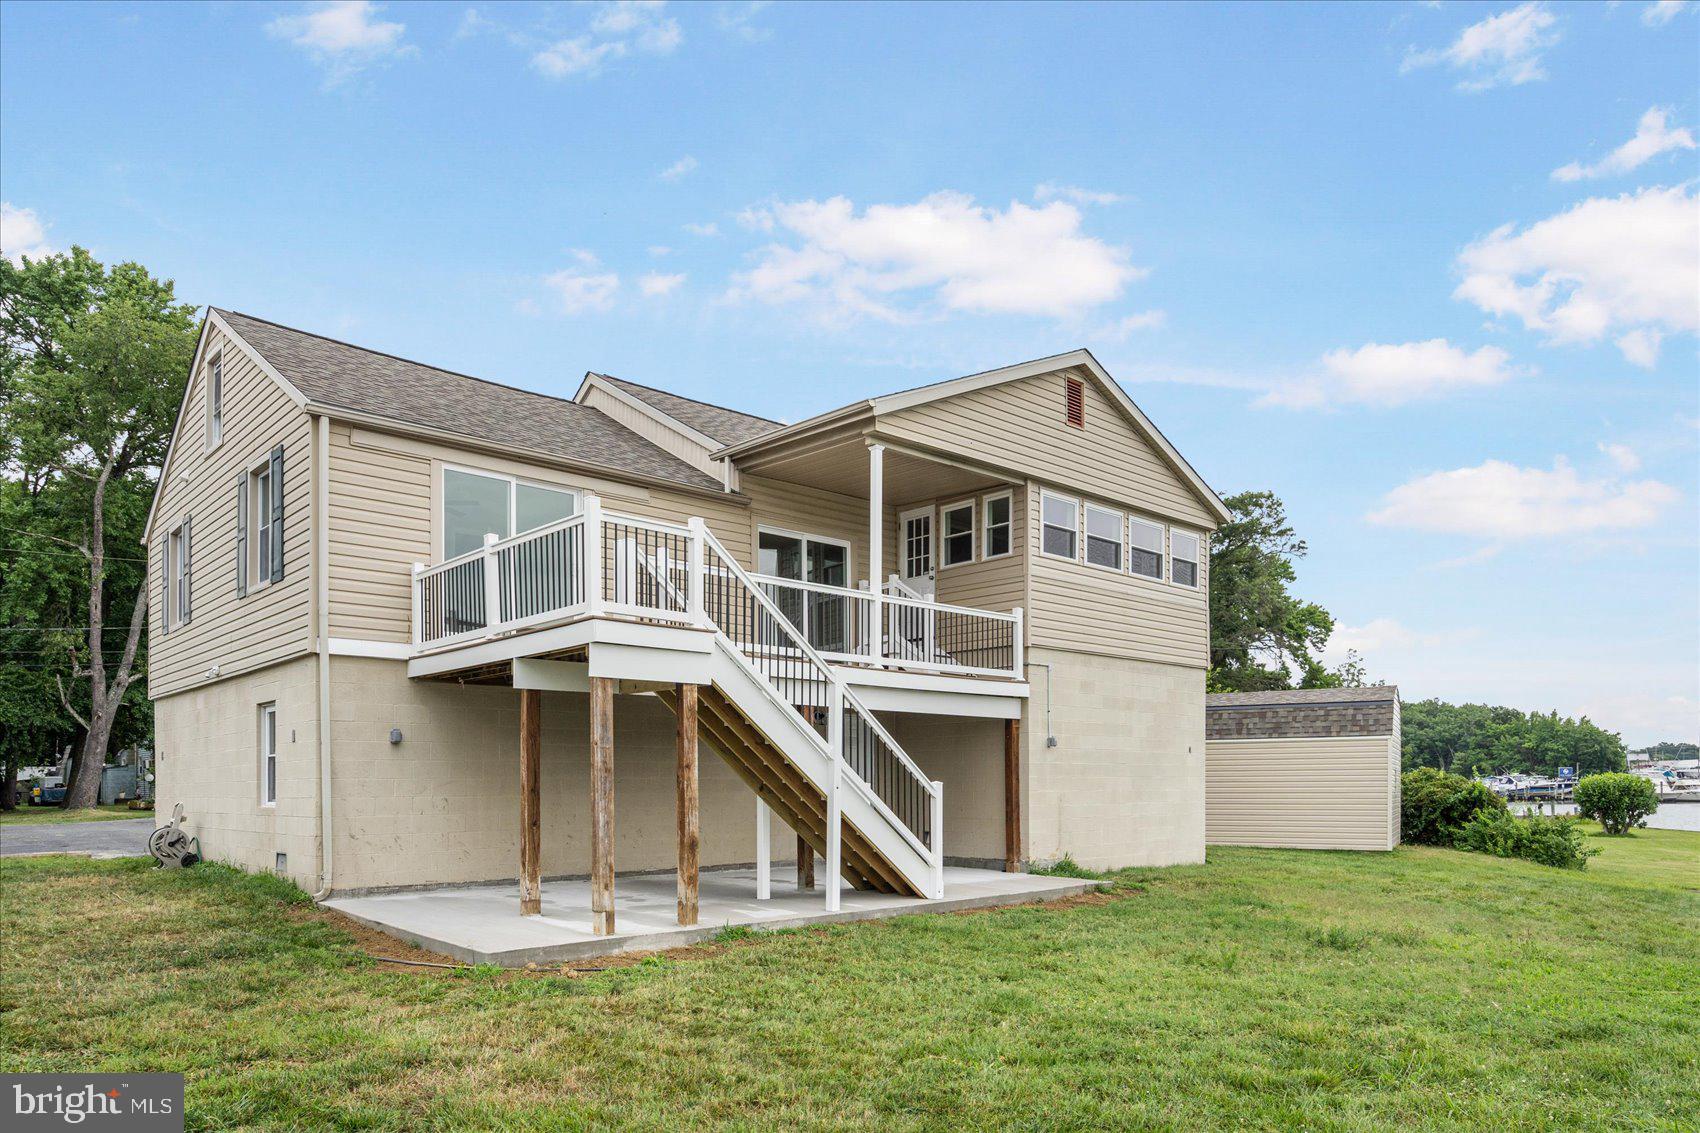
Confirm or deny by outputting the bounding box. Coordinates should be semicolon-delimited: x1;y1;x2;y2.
1508;800;1700;832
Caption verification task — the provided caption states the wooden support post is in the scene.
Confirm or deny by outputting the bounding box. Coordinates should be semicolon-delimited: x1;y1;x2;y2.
1004;716;1022;873
797;833;815;890
589;675;616;935
519;688;542;915
755;797;772;900
675;683;700;927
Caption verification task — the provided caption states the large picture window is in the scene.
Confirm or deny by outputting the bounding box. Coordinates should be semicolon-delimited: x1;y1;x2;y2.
1040;492;1078;560
442;467;578;559
757;528;852;653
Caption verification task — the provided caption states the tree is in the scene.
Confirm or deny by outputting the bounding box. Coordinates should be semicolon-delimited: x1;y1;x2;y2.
1400;698;1627;777
0;248;194;808
1574;773;1659;835
1207;490;1339;692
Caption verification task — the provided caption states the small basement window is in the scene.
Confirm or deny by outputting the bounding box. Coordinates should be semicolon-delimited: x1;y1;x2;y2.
1064;377;1085;429
259;702;278;807
1040;492;1078;560
1171;530;1200;588
1085;504;1123;570
940;501;975;567
1129;517;1163;580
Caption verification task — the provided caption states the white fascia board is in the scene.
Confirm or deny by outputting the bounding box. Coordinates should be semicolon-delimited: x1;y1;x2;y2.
576;373;725;452
142;310;313;543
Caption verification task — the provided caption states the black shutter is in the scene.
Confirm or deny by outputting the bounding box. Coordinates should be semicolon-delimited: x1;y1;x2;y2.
158;535;169;635
181;517;193;624
235;473;248;598
269;445;284;583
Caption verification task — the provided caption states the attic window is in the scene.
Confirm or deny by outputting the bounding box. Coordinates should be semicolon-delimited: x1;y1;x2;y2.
1064;377;1084;429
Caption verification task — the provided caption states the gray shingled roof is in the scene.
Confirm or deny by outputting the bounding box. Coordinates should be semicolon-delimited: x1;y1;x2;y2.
1207;686;1400;709
216;311;726;494
599;375;781;446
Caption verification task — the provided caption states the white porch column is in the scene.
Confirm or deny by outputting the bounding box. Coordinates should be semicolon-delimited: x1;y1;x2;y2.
755;796;771;900
867;442;884;665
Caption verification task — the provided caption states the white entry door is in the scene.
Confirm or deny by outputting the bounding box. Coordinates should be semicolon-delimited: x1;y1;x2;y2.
898;507;935;598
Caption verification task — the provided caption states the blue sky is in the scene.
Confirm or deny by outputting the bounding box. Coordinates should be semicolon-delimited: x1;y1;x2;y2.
3;1;1696;744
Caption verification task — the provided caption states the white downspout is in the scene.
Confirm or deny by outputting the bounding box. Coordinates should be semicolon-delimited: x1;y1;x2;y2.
311;413;335;901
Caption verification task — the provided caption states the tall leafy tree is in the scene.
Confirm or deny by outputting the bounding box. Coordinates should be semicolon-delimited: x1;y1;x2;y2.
1207;489;1339;692
0;248;195;808
1400;698;1627;777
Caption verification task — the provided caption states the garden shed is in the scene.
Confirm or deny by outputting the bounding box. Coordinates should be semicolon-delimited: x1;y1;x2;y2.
1205;686;1402;851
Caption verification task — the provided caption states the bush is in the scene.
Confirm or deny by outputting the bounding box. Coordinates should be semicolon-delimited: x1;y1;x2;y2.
1574;772;1659;835
1400;767;1505;845
1455;810;1597;870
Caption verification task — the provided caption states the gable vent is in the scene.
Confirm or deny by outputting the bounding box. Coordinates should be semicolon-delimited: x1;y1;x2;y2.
1064;377;1085;429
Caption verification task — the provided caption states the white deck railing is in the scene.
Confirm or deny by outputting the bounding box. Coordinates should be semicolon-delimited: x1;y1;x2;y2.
413;495;1024;680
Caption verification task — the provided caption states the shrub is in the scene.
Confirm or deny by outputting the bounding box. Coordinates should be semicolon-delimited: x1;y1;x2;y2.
1400;767;1505;846
1455;810;1597;870
1574;772;1659;835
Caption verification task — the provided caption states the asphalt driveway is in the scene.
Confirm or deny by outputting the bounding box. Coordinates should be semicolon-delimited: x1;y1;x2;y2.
0;817;154;858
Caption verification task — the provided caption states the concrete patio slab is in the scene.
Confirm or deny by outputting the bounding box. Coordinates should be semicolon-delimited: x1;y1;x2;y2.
325;865;1099;965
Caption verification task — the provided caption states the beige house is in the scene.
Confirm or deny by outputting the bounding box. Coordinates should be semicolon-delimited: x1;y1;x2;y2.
145;310;1227;938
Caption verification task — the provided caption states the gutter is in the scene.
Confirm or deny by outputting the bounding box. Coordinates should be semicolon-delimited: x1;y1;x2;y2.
310;413;335;901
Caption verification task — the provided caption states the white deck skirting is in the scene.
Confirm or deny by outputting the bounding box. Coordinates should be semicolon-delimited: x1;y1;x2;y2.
325;866;1096;966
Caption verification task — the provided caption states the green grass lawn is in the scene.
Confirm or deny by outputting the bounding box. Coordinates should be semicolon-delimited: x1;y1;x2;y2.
0;803;144;826
2;826;1695;1131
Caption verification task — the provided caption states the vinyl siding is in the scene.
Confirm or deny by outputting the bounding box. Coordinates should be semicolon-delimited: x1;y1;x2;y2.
1023;480;1210;667
876;367;1216;529
881;487;1027;615
579;384;721;476
1205;735;1398;851
326;423;752;643
148;325;314;697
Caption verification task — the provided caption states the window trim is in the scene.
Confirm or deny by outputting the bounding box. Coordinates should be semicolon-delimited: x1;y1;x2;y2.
754;524;854;589
938;498;977;570
1083;503;1124;573
244;453;275;595
981;490;1014;560
1038;490;1081;562
167;518;191;628
1127;515;1165;581
259;702;277;808
204;353;224;453
1170;528;1202;590
438;463;581;561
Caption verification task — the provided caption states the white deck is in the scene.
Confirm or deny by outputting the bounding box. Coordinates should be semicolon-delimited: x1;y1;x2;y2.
325;866;1097;966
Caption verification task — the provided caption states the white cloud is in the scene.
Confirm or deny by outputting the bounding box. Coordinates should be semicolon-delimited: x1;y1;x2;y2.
1402;2;1559;91
1598;441;1643;472
660;155;699;181
1319;618;1481;668
1034;182;1126;206
266;1;412;84
683;221;720;237
543;266;620;314
1553;107;1695;181
648;245;672;257
1;202;55;263
1454;185;1699;367
534;1;679;77
1097;310;1168;341
639;271;686;296
1642;1;1692;26
717;1;773;42
727;191;1143;323
1368;453;1680;537
1258;340;1524;409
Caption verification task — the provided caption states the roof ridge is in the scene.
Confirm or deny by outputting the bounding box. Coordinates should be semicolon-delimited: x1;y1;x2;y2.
216;308;584;410
599;372;782;426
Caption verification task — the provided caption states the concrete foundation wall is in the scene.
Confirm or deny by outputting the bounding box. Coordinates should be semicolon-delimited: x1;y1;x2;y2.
154;654;323;890
1022;647;1205;870
886;712;1008;864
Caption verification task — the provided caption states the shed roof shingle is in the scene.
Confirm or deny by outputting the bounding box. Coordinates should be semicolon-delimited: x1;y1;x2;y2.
598;374;781;446
216;311;726;494
1206;686;1400;709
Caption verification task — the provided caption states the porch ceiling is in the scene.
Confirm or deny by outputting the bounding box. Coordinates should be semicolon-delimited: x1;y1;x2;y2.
737;434;1009;505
